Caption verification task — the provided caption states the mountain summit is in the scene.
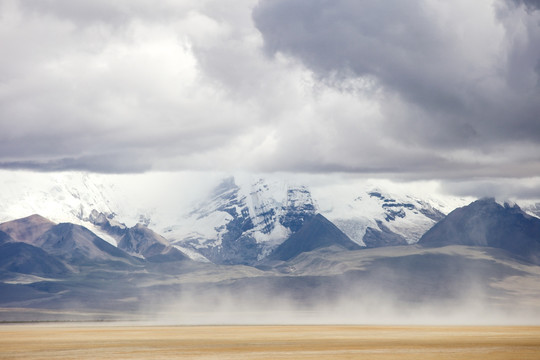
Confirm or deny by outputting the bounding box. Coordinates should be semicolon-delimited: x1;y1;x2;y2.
268;214;361;261
171;177;318;264
0;214;55;245
419;198;540;264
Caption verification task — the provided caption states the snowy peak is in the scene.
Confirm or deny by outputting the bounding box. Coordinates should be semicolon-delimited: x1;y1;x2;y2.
326;187;451;247
196;177;318;236
280;185;317;232
245;179;317;237
172;177;455;264
173;177;319;264
194;177;246;220
366;190;444;223
0;171;476;265
247;179;279;234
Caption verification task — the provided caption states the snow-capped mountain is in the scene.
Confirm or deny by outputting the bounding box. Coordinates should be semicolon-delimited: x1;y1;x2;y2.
0;170;217;237
4;173;540;323
0;171;114;224
168;177;318;264
0;170;477;264
165;176;469;264
323;189;455;247
0;171;122;246
0;171;191;260
523;202;540;219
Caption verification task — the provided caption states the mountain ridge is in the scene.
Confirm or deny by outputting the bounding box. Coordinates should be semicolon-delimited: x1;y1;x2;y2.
0;214;56;245
1;204;540;322
419;198;540;264
268;213;361;261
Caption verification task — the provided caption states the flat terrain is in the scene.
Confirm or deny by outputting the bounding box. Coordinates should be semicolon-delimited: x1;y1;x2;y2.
1;324;539;359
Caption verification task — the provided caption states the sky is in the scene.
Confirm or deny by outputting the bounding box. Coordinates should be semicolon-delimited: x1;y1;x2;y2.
0;0;540;199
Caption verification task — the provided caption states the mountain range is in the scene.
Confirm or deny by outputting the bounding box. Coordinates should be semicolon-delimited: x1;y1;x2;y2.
160;177;463;264
0;173;471;263
1;174;540;323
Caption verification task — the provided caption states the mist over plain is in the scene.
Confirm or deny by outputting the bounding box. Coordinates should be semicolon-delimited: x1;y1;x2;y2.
134;246;540;326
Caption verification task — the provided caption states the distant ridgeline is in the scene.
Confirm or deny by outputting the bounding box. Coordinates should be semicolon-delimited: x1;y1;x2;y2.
1;195;540;322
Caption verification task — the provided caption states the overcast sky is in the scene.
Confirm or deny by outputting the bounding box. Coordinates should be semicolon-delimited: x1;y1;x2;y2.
0;0;539;198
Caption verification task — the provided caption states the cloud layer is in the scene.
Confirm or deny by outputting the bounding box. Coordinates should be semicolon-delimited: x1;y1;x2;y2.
0;0;539;190
253;0;540;176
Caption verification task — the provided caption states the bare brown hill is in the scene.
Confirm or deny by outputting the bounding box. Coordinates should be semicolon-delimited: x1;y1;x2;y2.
0;214;55;245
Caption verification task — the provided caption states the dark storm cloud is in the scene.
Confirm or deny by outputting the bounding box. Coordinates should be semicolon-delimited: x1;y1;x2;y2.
253;0;540;149
254;0;458;112
1;0;540;190
511;0;540;11
0;155;151;173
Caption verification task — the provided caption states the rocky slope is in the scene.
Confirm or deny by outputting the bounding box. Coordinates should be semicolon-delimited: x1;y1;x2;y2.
0;214;56;245
268;214;361;261
168;177;457;264
326;189;449;246
2;204;540;323
419;198;540;264
0;171;488;264
168;177;318;264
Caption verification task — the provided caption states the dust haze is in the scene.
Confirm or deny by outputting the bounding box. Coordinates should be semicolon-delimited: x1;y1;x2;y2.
138;276;540;326
132;247;540;326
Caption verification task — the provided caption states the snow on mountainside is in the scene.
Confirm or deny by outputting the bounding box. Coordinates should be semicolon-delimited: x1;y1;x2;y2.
0;172;114;222
165;176;470;263
323;189;453;246
522;202;540;219
0;171;217;254
307;179;471;246
0;171;121;245
168;177;318;264
0;170;477;263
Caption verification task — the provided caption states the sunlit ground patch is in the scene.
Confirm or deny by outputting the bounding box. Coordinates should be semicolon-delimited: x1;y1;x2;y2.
1;325;539;360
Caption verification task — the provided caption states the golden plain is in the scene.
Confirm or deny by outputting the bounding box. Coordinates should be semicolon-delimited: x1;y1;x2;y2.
1;325;540;359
